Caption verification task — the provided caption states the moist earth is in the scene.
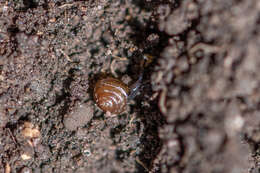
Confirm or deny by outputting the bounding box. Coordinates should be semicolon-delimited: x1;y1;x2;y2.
0;0;259;173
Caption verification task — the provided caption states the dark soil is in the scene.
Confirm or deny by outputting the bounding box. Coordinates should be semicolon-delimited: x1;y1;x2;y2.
0;0;259;173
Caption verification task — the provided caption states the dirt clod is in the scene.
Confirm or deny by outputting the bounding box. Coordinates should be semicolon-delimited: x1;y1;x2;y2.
63;102;94;131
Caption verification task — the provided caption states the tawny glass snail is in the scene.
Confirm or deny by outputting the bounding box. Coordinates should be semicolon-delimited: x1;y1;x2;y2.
93;73;143;116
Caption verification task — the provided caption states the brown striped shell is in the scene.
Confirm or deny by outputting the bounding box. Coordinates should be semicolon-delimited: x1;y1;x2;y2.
93;77;129;114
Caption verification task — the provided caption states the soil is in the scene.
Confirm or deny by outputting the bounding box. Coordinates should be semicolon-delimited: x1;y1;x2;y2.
0;0;260;173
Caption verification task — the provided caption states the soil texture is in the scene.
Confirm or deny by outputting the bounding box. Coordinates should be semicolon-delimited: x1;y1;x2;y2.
0;0;260;173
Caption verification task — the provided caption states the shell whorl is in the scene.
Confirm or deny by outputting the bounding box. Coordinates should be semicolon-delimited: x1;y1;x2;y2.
94;77;129;114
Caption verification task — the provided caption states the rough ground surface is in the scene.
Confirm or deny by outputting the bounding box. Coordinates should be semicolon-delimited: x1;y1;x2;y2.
0;0;259;173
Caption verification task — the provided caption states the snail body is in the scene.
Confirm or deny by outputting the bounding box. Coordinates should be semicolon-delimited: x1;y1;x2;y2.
94;77;129;115
93;74;143;115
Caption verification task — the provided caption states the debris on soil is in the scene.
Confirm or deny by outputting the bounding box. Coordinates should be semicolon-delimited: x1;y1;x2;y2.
21;122;40;139
5;163;10;173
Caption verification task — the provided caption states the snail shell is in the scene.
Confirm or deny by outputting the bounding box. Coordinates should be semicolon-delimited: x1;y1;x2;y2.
94;77;129;114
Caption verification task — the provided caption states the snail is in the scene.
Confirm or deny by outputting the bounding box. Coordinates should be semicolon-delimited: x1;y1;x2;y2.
93;73;143;116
